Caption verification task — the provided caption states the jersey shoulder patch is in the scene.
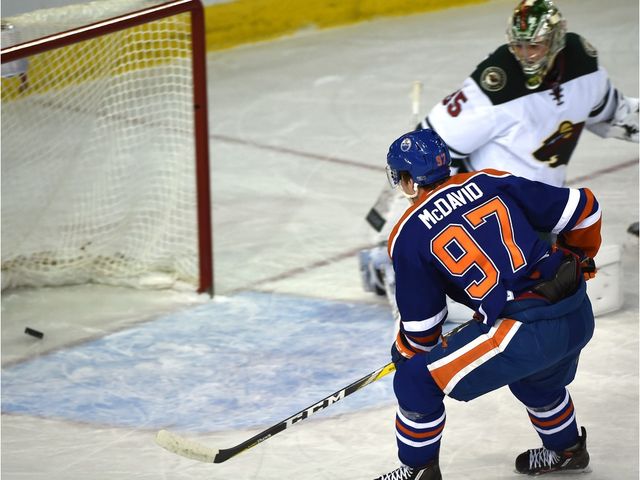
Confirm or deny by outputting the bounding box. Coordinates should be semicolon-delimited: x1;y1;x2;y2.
470;45;531;105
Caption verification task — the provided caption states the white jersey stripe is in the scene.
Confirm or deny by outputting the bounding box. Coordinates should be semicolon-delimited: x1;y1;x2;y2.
397;408;446;429
428;318;509;370
526;390;570;418
552;189;581;234
406;337;437;352
402;305;448;333
428;319;522;394
573;205;601;230
532;412;576;435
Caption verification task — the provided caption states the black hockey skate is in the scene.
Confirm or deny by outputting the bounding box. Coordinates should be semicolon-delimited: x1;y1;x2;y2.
374;459;442;480
515;426;590;475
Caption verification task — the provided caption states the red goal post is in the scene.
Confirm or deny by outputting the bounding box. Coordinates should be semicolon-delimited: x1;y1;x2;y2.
1;0;213;295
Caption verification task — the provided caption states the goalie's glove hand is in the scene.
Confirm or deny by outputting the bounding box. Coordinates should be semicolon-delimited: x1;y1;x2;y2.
588;93;639;142
612;95;639;143
391;332;416;368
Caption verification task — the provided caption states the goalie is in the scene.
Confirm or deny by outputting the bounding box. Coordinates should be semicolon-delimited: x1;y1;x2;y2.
360;0;638;317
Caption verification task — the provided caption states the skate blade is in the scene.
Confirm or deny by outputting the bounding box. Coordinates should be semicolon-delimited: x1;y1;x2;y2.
513;466;592;476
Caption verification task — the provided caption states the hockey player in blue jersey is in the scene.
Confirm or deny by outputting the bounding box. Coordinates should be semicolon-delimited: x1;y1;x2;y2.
373;128;601;480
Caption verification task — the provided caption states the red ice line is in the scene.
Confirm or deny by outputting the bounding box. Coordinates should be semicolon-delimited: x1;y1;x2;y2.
217;133;637;290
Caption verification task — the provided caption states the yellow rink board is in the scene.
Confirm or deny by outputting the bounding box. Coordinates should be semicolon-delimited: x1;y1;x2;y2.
203;0;488;51
2;0;487;99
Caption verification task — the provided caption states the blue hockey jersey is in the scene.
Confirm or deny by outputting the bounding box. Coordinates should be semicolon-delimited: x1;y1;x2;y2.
388;169;601;355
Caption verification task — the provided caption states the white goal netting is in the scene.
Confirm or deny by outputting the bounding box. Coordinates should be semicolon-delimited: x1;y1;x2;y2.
1;0;210;291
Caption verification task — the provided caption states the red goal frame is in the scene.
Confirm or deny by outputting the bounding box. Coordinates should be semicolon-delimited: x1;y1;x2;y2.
1;0;214;295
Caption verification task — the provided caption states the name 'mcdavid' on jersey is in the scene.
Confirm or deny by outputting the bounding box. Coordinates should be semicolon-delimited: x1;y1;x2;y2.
387;169;600;355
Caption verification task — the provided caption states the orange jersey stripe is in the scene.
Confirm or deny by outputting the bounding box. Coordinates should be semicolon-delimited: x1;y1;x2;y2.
529;403;574;428
561;188;601;258
429;319;520;393
562;217;602;259
409;328;442;344
395;419;445;439
575;188;596;226
395;331;416;358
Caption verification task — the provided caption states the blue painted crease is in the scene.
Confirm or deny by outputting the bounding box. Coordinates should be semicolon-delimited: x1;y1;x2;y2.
1;292;397;432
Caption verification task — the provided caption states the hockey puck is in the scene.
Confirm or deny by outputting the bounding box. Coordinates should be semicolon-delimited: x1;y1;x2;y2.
25;327;44;339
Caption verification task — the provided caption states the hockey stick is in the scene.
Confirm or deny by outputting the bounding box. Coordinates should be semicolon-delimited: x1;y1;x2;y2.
155;361;396;463
365;81;423;232
410;80;423;127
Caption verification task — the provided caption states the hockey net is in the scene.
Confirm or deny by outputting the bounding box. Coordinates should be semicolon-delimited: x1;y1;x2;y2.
1;0;212;293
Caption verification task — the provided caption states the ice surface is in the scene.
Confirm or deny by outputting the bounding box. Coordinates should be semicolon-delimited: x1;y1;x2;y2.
2;0;638;479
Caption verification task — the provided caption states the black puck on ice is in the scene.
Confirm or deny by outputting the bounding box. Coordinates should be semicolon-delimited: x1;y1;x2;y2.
25;327;44;339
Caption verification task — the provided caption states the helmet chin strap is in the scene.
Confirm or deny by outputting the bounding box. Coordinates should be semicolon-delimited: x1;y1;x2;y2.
401;181;420;200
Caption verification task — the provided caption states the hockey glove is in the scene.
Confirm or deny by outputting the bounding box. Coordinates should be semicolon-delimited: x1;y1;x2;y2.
588;91;639;143
390;342;407;367
391;331;417;368
554;240;597;281
580;256;597;280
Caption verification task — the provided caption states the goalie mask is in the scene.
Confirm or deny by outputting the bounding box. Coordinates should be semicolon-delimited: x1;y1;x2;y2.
386;129;451;195
507;0;566;90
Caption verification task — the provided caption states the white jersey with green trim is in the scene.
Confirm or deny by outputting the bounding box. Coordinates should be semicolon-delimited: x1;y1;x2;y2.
424;33;616;187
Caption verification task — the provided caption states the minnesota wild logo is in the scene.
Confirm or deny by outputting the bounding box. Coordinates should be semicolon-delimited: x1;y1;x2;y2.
481;66;507;92
533;120;585;167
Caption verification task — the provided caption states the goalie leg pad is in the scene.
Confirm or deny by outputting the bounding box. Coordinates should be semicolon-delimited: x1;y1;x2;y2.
359;246;391;296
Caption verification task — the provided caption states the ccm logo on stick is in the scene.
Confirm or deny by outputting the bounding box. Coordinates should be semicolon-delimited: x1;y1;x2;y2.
286;390;346;427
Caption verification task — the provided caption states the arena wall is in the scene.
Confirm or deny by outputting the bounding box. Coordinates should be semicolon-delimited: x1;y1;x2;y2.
202;0;489;51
